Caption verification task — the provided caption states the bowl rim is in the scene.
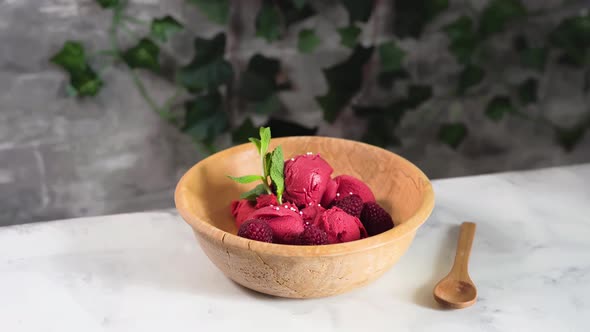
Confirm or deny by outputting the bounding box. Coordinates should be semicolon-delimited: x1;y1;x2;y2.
175;136;435;257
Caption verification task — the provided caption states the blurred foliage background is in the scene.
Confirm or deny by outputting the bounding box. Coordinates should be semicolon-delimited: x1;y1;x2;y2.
52;0;590;152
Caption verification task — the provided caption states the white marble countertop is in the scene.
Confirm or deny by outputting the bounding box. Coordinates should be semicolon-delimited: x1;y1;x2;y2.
1;164;589;331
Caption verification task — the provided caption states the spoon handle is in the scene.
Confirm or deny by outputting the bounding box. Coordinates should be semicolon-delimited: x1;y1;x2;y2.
450;222;476;278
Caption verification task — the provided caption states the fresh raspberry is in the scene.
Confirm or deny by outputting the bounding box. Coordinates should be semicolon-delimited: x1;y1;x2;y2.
299;226;329;245
332;194;363;218
237;219;273;243
360;202;394;236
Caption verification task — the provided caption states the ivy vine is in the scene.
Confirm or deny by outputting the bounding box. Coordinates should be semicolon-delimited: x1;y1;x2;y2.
51;0;590;152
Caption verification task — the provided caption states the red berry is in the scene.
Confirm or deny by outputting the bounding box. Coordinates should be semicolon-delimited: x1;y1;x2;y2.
237;219;273;243
332;194;363;217
360;202;394;236
299;226;329;245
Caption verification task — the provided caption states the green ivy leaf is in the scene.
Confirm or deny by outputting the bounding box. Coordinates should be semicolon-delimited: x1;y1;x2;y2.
122;38;160;71
240;184;268;200
177;33;234;92
361;116;401;147
512;34;528;52
255;94;281;114
520;47;547;71
405;85;433;108
338;25;362;48
293;0;306;10
377;69;409;89
150;16;183;42
183;91;228;143
517;78;538;105
316;46;374;122
394;0;449;38
95;0;119;9
438;122;468;149
269;146;285;203
555;125;587;151
187;0;229;25
379;41;405;72
457;64;485;95
549;13;590;66
298;29;321;53
232;118;258;143
228;175;264;184
256;2;283;42
485;96;515;121
178;59;233;92
239;54;284;103
277;0;316;27
71;67;104;97
479;0;526;38
341;0;375;24
263;118;318;137
51;41;103;97
444;15;478;64
50;41;87;72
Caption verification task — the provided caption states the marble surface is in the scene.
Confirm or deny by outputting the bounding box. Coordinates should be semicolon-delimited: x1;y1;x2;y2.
1;164;589;331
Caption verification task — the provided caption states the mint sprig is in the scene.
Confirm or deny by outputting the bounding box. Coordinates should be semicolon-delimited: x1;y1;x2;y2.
228;126;285;203
269;146;284;201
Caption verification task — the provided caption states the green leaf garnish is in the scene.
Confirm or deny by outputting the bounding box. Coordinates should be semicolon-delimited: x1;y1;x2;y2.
259;127;271;157
240;184;268;201
269;146;285;204
228;126;284;201
249;138;262;154
264;152;272;178
227;175;264;184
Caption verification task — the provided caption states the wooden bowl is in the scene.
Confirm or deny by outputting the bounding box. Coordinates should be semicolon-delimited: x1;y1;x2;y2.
175;136;434;298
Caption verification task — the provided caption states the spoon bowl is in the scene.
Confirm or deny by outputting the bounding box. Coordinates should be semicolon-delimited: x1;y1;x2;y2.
434;278;477;309
433;222;477;309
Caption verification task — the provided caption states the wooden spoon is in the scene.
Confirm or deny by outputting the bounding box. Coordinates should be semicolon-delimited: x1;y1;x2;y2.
433;222;477;309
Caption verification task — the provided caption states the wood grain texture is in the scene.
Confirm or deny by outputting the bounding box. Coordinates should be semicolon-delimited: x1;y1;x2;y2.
434;222;478;309
175;136;435;298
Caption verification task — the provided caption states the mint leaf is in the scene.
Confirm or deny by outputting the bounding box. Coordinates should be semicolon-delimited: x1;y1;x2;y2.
264;152;272;178
150;16;183;42
227;175;264;184
259;127;271;156
269;146;285;204
249;138;262;154
240;184;268;201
